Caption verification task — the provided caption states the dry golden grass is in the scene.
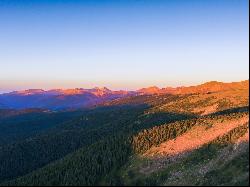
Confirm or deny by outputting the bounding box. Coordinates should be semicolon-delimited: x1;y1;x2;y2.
143;115;248;158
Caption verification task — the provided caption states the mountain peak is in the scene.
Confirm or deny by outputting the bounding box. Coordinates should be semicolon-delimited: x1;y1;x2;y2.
202;80;220;85
11;89;45;95
93;87;111;91
91;87;112;96
138;86;160;94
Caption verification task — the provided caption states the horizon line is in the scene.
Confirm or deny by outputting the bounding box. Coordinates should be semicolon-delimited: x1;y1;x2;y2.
0;79;248;94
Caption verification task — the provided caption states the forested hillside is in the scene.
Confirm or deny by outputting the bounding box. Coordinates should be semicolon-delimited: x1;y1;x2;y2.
0;109;84;146
0;81;248;186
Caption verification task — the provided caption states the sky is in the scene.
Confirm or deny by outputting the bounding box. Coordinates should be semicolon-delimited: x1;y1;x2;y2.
0;0;249;93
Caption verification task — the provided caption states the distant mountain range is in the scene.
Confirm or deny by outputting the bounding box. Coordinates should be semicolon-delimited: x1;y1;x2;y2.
0;87;135;110
0;79;248;186
137;80;249;95
0;80;248;110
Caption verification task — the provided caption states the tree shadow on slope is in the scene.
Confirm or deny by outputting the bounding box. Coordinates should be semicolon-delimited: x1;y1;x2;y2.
121;123;249;186
3;107;247;186
0;104;194;184
208;106;249;116
0;104;196;186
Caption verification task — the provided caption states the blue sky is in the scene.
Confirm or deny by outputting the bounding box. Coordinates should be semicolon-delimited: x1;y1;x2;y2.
0;0;249;92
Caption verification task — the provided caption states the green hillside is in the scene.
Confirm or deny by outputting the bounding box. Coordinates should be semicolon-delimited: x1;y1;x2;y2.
0;88;249;186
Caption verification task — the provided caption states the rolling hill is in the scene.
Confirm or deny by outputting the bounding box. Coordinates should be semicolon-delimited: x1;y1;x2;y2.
0;80;248;186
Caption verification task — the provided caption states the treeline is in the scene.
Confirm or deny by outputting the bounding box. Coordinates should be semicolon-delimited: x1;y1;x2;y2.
211;122;249;146
0;106;193;185
132;119;197;154
104;94;180;108
0;104;248;186
132;112;248;154
119;119;249;186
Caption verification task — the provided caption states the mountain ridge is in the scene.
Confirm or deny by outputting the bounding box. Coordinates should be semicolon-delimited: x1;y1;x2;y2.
0;80;248;186
0;80;248;110
1;80;248;96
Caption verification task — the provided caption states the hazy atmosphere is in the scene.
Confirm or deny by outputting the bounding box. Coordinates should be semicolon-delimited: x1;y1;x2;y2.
0;0;249;93
0;1;249;186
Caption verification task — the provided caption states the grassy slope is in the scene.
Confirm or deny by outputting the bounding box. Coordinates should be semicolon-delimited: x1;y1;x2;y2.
3;112;248;186
117;115;249;186
0;85;249;186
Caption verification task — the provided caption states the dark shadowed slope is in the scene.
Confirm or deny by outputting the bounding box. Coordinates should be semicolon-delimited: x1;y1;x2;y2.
0;109;84;146
0;80;248;186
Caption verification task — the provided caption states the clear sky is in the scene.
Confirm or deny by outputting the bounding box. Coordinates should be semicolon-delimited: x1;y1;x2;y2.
0;0;249;93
